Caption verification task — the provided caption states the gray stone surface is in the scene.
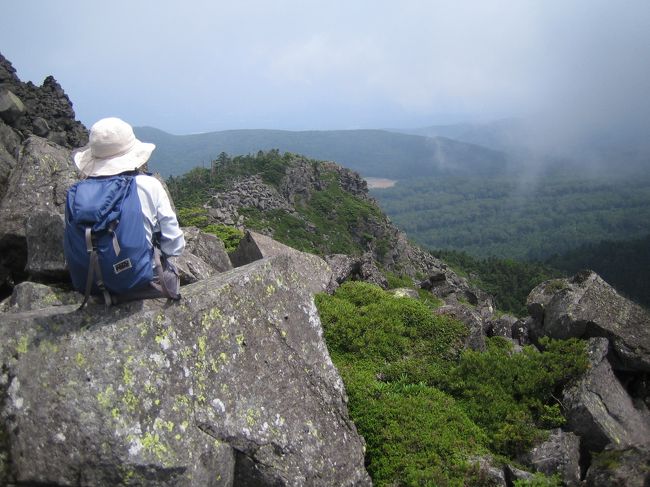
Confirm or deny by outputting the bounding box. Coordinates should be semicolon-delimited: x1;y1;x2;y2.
0;252;370;486
230;230;307;268
174;227;234;285
0;89;25;124
25;210;67;279
586;446;650;487
527;270;650;373
0;136;76;238
182;226;233;273
468;456;507;486
436;303;487;351
528;429;581;485
485;314;518;339
0;136;76;292
563;338;650;453
0;281;80;313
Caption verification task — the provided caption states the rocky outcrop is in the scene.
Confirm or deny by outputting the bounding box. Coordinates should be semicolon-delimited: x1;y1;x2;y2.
527;270;650;373
0;251;371;486
527;429;581;485
435;303;486;351
209;175;295;226
324;252;388;291
0;53;87;148
562;338;650;453
586;446;650;487
0;136;76;294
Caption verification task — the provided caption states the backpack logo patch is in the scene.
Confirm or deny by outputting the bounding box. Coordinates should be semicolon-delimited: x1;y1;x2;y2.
113;258;133;274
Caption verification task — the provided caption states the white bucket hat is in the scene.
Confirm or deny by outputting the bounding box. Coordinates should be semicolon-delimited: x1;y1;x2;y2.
72;117;155;177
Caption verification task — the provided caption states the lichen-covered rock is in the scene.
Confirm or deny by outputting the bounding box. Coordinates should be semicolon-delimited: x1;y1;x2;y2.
527;429;581;485
586;446;650;487
0;281;79;313
527;270;650;373
0;252;370;486
0;136;76;237
563;338;650;453
0;136;76;293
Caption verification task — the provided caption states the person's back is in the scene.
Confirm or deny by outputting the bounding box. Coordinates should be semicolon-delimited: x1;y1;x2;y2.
64;117;184;306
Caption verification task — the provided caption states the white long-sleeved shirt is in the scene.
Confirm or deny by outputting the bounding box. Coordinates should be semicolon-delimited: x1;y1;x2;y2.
135;175;185;256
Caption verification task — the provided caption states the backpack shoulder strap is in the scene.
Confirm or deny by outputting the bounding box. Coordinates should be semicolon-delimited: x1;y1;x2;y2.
78;227;112;309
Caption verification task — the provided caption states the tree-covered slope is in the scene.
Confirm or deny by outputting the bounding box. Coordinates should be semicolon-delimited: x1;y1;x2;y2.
372;172;650;261
547;234;650;308
137;126;509;179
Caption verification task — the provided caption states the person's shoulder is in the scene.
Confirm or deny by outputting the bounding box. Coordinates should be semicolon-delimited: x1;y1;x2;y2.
135;174;164;191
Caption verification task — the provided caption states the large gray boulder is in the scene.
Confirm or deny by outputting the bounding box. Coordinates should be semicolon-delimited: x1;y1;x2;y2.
230;230;319;269
0;89;25;124
527;270;650;373
435;303;486;351
562;338;650;453
0;281;80;313
24;210;68;280
527;429;581;485
174;227;234;284
586;446;650;487
0;251;370;486
0;136;76;293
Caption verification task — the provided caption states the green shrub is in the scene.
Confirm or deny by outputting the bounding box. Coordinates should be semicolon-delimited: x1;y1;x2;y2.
175;207;244;252
385;271;414;289
513;473;562;487
438;337;588;456
203;224;244;252
316;282;589;485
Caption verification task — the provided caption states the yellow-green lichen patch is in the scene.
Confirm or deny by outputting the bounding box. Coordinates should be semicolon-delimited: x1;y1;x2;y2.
141;432;168;462
16;335;30;355
245;408;261;428
122;390;140;413
235;334;245;347
172;394;192;413
122;359;135;387
97;385;115;409
201;307;223;331
266;284;276;296
75;352;86;367
38;340;59;354
154;417;175;433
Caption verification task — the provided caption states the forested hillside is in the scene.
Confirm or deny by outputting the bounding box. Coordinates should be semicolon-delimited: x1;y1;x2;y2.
137;126;508;179
547;234;650;308
373;171;650;261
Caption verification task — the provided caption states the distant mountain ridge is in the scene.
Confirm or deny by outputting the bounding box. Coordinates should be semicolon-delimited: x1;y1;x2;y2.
135;126;509;179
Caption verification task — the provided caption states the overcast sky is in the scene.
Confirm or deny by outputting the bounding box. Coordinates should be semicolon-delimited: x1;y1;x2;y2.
2;0;649;135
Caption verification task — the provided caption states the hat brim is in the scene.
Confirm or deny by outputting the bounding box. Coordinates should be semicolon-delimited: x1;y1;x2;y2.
72;140;155;177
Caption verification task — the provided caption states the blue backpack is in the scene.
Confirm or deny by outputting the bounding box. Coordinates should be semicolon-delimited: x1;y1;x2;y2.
64;175;157;306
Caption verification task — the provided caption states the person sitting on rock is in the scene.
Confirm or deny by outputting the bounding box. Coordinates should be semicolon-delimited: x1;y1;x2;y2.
65;117;184;304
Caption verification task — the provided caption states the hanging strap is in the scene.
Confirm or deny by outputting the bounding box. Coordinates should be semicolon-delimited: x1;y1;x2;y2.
152;247;175;300
78;227;112;310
